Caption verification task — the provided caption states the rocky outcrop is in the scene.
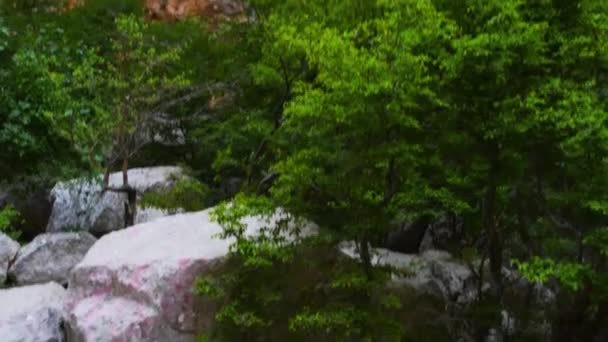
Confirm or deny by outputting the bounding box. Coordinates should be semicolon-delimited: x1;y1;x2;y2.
384;214;465;254
46;166;185;235
65;207;315;341
9;232;96;286
0;282;67;342
419;214;465;252
67;0;249;23
341;245;478;304
385;218;430;253
145;0;248;22
0;232;19;285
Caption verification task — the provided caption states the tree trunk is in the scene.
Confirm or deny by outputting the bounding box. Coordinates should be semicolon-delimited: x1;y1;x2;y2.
122;158;129;186
121;158;137;227
484;143;503;299
359;235;373;281
103;164;111;189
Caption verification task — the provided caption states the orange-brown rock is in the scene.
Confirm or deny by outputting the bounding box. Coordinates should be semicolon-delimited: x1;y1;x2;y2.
145;0;247;21
66;0;247;22
66;0;82;10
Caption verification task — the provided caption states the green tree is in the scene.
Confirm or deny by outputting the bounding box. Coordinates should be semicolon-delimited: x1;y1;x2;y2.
197;1;455;340
198;0;608;340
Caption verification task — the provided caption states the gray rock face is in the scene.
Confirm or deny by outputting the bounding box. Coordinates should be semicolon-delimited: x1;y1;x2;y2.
485;310;517;342
0;282;67;342
66;207;315;342
340;245;478;304
0;232;19;285
135;206;184;225
385;218;430;254
419;214;464;252
9;232;96;285
46;166;185;235
485;328;504;342
501;266;556;307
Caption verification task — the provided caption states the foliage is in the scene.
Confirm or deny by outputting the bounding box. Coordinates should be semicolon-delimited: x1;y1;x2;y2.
0;206;21;241
0;0;193;182
2;0;608;340
0;16;87;179
196;195;405;341
140;177;210;212
196;0;608;340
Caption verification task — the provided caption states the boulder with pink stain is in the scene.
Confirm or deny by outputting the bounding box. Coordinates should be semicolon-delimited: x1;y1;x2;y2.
66;207;316;341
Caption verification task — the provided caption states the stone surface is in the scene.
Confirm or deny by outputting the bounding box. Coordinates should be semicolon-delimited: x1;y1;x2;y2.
66;297;185;342
66;207;315;341
9;232;96;285
502;266;556;306
0;282;67;342
485;328;504;342
419;214;464;252
135;206;184;225
384;218;430;254
46;166;185;235
146;0;248;21
340;245;478;304
0;232;19;285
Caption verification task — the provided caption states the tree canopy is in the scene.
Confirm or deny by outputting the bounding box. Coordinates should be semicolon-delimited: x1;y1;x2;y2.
1;0;608;340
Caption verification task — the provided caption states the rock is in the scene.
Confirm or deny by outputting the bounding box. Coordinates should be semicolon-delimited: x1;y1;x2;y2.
69;0;249;22
385;218;430;254
135;207;184;225
484;312;517;342
485;328;504;342
0;232;19;285
340;245;478;304
426;251;478;303
66;297;185;342
9;232;96;286
419;214;464;252
500;310;516;336
502;266;556;306
46;166;185;235
0;282;67;342
66;207;315;341
146;0;248;22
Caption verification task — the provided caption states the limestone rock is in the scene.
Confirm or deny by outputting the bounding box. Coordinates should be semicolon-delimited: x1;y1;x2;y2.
135;206;184;225
419;214;464;252
66;207;315;341
46;166;185;235
146;0;248;21
340;245;478;304
0;282;67;342
9;232;96;285
66;297;185;342
0;232;19;285
384;218;430;254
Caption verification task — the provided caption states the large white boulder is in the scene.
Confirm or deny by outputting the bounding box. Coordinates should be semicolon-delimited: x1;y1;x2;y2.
66;207;315;341
9;232;96;286
0;232;19;285
0;282;67;342
46;166;185;235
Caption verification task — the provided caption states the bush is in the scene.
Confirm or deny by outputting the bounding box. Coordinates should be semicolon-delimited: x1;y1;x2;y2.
0;205;22;241
140;178;210;212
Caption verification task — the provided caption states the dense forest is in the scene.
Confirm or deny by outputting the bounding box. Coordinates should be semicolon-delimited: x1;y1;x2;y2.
1;0;608;341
